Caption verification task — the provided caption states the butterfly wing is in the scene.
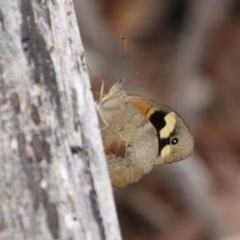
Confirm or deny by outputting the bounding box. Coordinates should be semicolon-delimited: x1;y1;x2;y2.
126;93;194;165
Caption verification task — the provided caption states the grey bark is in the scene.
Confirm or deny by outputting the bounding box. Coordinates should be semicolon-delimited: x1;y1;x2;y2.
0;1;121;240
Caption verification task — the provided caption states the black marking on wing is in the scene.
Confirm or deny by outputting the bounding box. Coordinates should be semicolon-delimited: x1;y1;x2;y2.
149;110;169;155
149;110;166;132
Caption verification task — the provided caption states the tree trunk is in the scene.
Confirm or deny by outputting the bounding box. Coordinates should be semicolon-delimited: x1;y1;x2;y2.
0;1;121;239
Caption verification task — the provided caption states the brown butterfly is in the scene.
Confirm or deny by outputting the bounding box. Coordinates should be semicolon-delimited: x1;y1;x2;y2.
96;80;194;188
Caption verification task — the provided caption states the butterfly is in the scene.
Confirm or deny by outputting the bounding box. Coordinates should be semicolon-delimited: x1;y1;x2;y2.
96;80;194;188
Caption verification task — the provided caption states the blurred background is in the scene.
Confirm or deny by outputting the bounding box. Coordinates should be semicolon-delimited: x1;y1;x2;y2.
74;1;240;239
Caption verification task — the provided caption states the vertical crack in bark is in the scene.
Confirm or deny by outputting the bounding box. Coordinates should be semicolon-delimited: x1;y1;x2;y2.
0;63;7;105
0;8;5;31
31;104;41;125
89;189;106;240
10;92;21;113
30;133;52;163
41;188;59;239
17;133;40;210
85;150;106;240
41;139;51;163
71;88;81;131
20;0;64;126
31;133;43;163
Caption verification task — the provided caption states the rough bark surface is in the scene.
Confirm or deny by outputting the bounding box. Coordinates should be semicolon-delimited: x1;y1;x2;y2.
0;1;121;239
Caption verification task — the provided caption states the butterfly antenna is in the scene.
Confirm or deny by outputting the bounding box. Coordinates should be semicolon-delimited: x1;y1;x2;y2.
119;35;128;83
87;65;105;101
126;72;140;84
120;36;141;85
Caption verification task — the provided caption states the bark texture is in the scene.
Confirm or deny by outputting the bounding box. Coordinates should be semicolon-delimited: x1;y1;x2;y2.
0;1;121;239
